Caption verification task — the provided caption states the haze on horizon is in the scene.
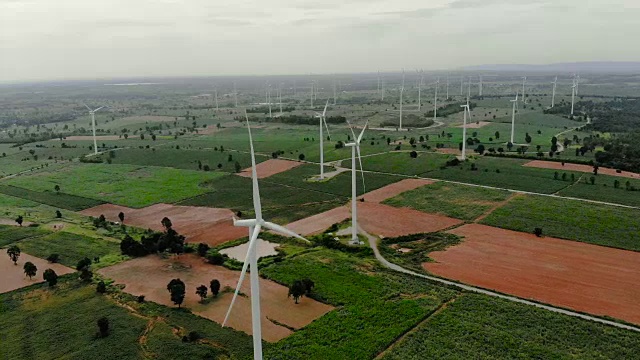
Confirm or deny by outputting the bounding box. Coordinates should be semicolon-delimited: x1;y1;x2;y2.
0;0;638;83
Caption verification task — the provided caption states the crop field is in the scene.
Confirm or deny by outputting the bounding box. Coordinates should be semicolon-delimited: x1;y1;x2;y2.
348;152;452;176
481;194;640;251
0;225;50;247
261;248;458;359
14;231;123;268
381;293;640;359
557;174;640;207
0;184;105;211
4;163;222;208
383;182;512;221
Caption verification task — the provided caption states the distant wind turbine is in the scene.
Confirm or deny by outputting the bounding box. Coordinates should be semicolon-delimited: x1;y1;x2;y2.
433;78;440;121
310;81;314;108
346;120;367;242
571;81;576;116
446;74;450;100
399;70;405;130
460;76;464;96
521;76;527;104
315;101;331;179
417;70;423;111
278;84;283;115
460;104;470;161
234;82;238;107
83;103;105;155
479;75;483;96
214;87;219;111
551;76;557;108
223;113;309;360
510;92;519;144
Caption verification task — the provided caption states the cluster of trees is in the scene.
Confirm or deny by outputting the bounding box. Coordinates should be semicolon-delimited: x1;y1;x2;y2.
166;278;222;307
380;114;434;128
594;132;640;173
288;278;314;304
120;217;186;256
6;245;59;286
246;105;295;114
267;114;347;125
424;102;477;118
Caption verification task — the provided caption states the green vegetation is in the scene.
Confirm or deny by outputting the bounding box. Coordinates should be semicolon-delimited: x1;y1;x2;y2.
0;185;104;211
5;164;222;208
379;232;463;273
0;225;50;247
557;175;640;207
381;293;640;359
15;232;123;268
354;152;451;176
384;182;511;220
481;194;640;251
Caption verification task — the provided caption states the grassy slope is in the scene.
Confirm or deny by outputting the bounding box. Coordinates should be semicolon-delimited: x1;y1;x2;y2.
382;293;640;359
481;194;640;251
384;182;511;221
0;185;104;211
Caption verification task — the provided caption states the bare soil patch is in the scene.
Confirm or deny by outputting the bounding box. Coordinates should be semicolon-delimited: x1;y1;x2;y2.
455;121;492;129
358;202;462;238
0;253;74;294
0;218;33;227
80;203;246;246
284;206;351;236
523;160;640;180
219;239;279;261
237;159;303;179
424;224;640;325
359;179;435;203
99;254;334;342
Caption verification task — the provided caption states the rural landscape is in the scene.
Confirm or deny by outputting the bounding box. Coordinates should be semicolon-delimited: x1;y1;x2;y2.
2;68;640;359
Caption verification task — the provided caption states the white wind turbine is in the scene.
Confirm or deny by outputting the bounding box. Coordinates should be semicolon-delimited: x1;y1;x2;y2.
223;113;309;360
265;83;272;118
333;77;337;105
399;70;405;130
460;76;464;96
234;82;238;107
83;104;105;155
460;104;471;160
345;120;367;242
310;81;314;108
433;77;440;121
417;70;423;111
315;101;331;179
575;74;580;95
571;80;576;116
446;74;450;100
510;92;519;144
551;76;557;108
278;84;283;116
521;76;527;103
479;75;483;96
214;87;219;111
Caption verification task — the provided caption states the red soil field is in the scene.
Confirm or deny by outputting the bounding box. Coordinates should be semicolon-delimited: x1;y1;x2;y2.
456;121;492;129
99;254;333;342
80;203;246;246
1;253;74;294
237;159;303;179
359;179;434;203
424;224;640;325
523;160;640;180
284;206;351;236
358;202;462;238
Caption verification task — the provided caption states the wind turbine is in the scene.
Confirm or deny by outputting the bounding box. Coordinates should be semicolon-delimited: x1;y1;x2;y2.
234;82;238;107
265;83;272;118
479;75;483;96
446;74;450;100
433;77;440;121
551;76;557;108
345;120;367;243
278;84;283;116
315;101;331;179
399;70;405;130
521;76;527;104
460;76;464;96
310;81;314;108
381;77;385;101
510;92;519;144
417;70;423;111
333;77;337;105
214;87;219;111
460;104;471;160
571;81;576;116
83;104;105;155
575;74;580;95
223;113;309;360
377;71;381;96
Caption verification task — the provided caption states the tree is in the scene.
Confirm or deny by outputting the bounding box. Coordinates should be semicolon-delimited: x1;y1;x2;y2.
197;243;210;257
7;245;20;265
590;176;596;185
54;184;60;193
298;153;305;161
77;257;92;271
506;142;513;151
386;137;391;145
97;281;107;294
554;172;559;180
203;164;210;171
525;133;532;143
228;154;233;162
495;131;500;139
234;161;242;173
196;285;208;302
118;212;125;223
161;217;172;230
152;134;156;141
55;210;62;218
97;317;109;337
210;279;221;297
43;269;58;287
288;280;307;304
561;173;567;181
206;251;225;265
23;261;37;279
475;144;486;155
301;278;315;295
47;254;60;263
534;228;543;237
15;215;23;227
409;151;418;158
167;279;186;308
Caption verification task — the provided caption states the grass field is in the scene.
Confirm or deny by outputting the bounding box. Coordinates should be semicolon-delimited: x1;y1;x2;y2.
344;152;452;176
481;194;640;251
0;185;104;211
384;182;511;221
261;248;458;360
557;175;640;207
14;231;123;268
5;163;222;208
0;225;50;247
381;293;640;359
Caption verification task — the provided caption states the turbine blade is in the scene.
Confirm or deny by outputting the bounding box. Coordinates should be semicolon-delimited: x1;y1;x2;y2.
222;225;261;327
93;106;105;112
346;120;357;143
82;103;92;111
323;118;331;139
356;145;366;194
323;100;329;117
357;120;368;143
245;111;262;221
263;221;309;243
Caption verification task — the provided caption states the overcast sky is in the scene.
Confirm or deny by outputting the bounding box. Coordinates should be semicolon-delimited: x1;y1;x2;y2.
0;0;638;82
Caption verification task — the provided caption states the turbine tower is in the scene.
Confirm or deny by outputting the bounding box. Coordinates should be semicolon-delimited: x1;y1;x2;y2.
399;70;405;130
315;101;331;179
433;78;440;121
345;121;367;242
510;92;519;144
310;81;314;108
333;78;337;105
460;104;470;160
266;83;272;118
571;81;576;116
234;82;238;107
83;104;105;155
551;76;557;108
479;75;483;96
575;74;580;95
460;76;464;96
223;113;309;360
278;84;283;116
521;76;527;104
446;74;450;100
214;87;219;111
417;70;423;111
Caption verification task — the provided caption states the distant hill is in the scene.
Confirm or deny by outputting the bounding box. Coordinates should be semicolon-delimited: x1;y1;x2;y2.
461;62;640;73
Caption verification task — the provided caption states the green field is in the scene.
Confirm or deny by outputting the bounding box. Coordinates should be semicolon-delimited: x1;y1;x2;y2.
481;194;640;251
0;184;104;211
381;293;640;359
14;231;123;268
4;163;222;208
0;225;50;247
557;174;640;207
384;182;511;221
345;152;451;176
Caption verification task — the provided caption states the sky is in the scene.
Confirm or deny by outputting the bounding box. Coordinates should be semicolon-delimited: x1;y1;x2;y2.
0;0;638;82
